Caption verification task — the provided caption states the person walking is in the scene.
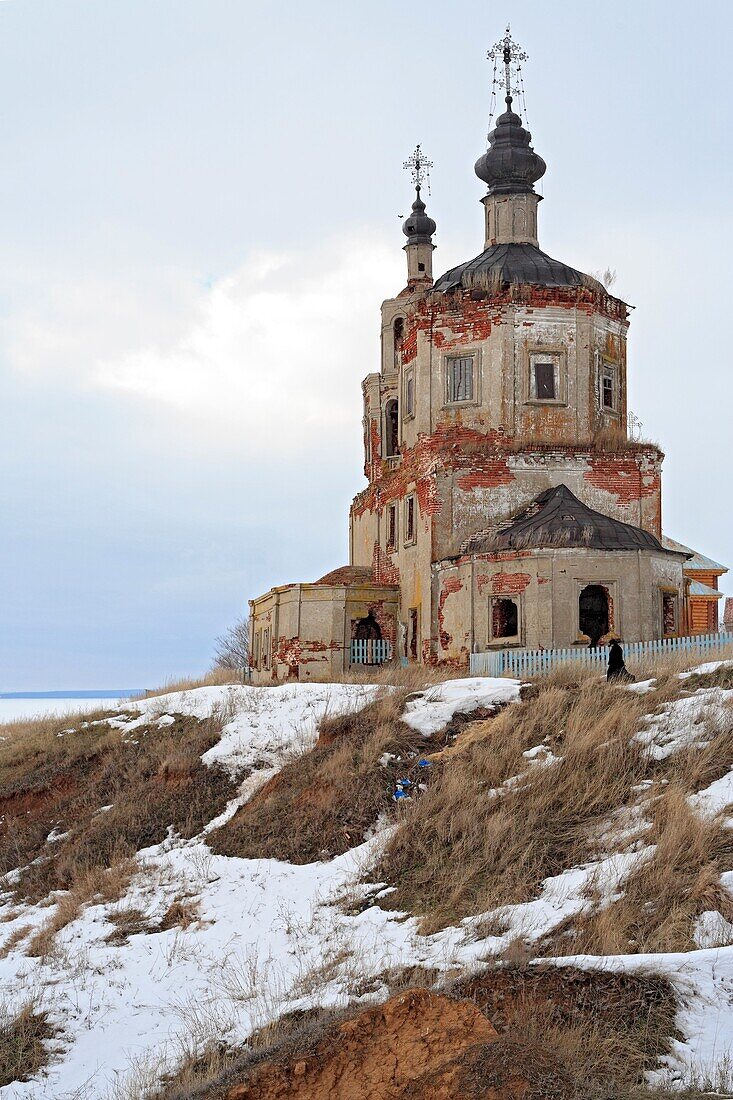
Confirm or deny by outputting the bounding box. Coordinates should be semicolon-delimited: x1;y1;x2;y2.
607;635;633;683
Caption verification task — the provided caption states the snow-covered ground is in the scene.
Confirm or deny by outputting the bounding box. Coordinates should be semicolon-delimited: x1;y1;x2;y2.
3;671;733;1096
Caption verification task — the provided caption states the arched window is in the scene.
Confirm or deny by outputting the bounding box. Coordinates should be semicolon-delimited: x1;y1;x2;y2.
393;317;404;369
384;399;399;457
491;598;519;639
579;585;610;647
354;612;381;641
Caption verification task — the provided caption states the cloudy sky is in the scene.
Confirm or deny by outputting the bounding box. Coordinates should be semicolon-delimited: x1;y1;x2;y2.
1;0;731;689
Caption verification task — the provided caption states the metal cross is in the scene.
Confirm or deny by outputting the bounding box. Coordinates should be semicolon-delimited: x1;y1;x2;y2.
403;144;433;193
488;24;528;103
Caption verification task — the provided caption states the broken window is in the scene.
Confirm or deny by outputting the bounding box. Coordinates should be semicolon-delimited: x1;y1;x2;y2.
262;628;270;670
384;399;399;457
602;364;616;411
387;503;397;550
393;317;404;369
404;370;415;417
662;592;677;636
491;597;519;640
533;361;556;400
446;356;474;403
405;494;416;543
409;608;419;660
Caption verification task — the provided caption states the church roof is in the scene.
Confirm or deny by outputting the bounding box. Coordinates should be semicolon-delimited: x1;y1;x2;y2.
313;565;375;586
461;484;684;556
661;536;728;574
432;242;605;296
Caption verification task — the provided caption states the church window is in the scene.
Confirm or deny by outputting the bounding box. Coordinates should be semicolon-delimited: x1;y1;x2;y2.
404;370;415;418
405;494;416;544
491;597;519;640
602;363;617;411
384;399;399;457
387;503;397;550
393;317;404;369
262;628;270;671
446;355;474;403
418;262;425;272
533;361;556;400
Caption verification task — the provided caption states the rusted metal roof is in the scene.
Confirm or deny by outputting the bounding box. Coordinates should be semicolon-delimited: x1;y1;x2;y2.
432;243;605;295
462;484;686;556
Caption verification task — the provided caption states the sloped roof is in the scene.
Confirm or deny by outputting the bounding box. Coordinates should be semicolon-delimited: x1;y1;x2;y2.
662;536;728;574
314;566;375;586
688;581;723;599
462;484;683;556
432;242;605;296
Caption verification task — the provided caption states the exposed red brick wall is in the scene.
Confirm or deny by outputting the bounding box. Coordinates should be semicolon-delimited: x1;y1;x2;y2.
372;542;400;586
491;572;532;595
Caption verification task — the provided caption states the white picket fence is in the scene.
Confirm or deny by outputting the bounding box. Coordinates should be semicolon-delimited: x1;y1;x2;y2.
470;631;733;679
350;639;393;666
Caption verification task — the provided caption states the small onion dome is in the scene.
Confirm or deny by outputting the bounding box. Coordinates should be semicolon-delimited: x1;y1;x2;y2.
402;187;436;243
475;100;546;195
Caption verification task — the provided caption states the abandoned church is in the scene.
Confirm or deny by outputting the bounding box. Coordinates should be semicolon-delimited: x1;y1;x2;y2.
249;31;727;684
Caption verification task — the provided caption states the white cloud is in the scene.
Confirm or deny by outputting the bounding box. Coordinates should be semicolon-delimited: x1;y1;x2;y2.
4;233;404;458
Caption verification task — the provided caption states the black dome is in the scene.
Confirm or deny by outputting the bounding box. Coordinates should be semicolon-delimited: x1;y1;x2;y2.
475;103;546;195
433;242;604;295
402;189;436;243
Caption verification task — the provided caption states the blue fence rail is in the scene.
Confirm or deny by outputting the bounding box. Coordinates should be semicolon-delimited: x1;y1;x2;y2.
470;632;733;679
350;639;393;666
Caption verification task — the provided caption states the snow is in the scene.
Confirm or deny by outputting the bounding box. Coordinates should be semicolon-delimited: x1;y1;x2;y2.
401;677;521;736
6;674;733;1095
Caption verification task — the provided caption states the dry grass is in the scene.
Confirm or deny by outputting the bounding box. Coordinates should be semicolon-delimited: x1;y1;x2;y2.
378;674;664;931
28;857;137;956
131;668;239;701
0;710;237;907
0;998;56;1088
210;688;450;863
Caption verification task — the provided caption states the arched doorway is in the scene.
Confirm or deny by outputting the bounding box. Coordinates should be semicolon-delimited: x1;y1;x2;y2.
354;612;381;641
579;585;609;647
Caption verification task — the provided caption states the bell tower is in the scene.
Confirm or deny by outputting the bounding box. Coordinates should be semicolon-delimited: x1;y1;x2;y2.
402;145;436;287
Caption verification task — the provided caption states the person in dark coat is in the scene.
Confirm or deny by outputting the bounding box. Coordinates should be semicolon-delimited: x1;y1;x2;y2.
607;636;634;683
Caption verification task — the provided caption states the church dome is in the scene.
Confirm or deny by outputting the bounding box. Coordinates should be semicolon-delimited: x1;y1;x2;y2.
475;104;546;195
432;242;605;295
402;189;436;244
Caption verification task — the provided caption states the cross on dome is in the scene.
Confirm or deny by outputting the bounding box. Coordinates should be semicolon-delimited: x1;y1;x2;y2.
403;144;433;195
488;24;528;107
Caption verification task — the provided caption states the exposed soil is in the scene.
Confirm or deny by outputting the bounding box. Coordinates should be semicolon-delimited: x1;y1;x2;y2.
222;988;511;1100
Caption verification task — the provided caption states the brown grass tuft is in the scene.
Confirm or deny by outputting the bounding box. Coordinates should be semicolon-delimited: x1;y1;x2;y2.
0;999;56;1088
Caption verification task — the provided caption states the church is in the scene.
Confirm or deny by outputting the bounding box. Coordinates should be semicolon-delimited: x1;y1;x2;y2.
249;31;726;684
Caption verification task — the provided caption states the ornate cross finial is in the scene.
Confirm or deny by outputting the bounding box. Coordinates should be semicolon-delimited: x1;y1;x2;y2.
488;24;528;104
403;144;433;195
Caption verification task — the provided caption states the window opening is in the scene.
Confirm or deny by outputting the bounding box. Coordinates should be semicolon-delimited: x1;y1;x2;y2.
602;364;616;411
409;608;419;660
446;356;474;403
405;372;415;417
491;598;519;639
662;592;677;636
579;585;609;646
384;399;399;457
262;628;270;670
387;504;397;550
393;317;404;369
534;361;556;400
405;495;415;543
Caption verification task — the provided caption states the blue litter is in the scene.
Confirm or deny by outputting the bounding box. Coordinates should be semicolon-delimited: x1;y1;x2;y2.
392;789;409;801
418;759;432;768
396;777;412;788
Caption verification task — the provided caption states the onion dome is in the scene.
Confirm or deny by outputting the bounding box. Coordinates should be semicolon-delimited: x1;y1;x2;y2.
402;187;436;244
474;100;546;195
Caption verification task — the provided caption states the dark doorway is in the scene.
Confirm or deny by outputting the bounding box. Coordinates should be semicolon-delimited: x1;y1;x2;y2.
354;612;381;641
409;608;419;660
492;598;519;639
384;399;399;457
579;585;609;646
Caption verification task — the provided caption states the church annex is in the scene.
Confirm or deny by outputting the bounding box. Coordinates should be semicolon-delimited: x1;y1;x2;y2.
249;31;726;684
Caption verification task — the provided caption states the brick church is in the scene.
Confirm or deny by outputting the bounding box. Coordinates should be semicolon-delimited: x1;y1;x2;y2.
249;32;726;684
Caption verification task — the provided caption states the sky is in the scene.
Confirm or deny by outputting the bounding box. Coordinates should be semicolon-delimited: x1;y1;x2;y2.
1;0;731;689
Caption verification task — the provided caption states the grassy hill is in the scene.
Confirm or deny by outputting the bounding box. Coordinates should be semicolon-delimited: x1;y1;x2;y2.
2;659;733;1098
